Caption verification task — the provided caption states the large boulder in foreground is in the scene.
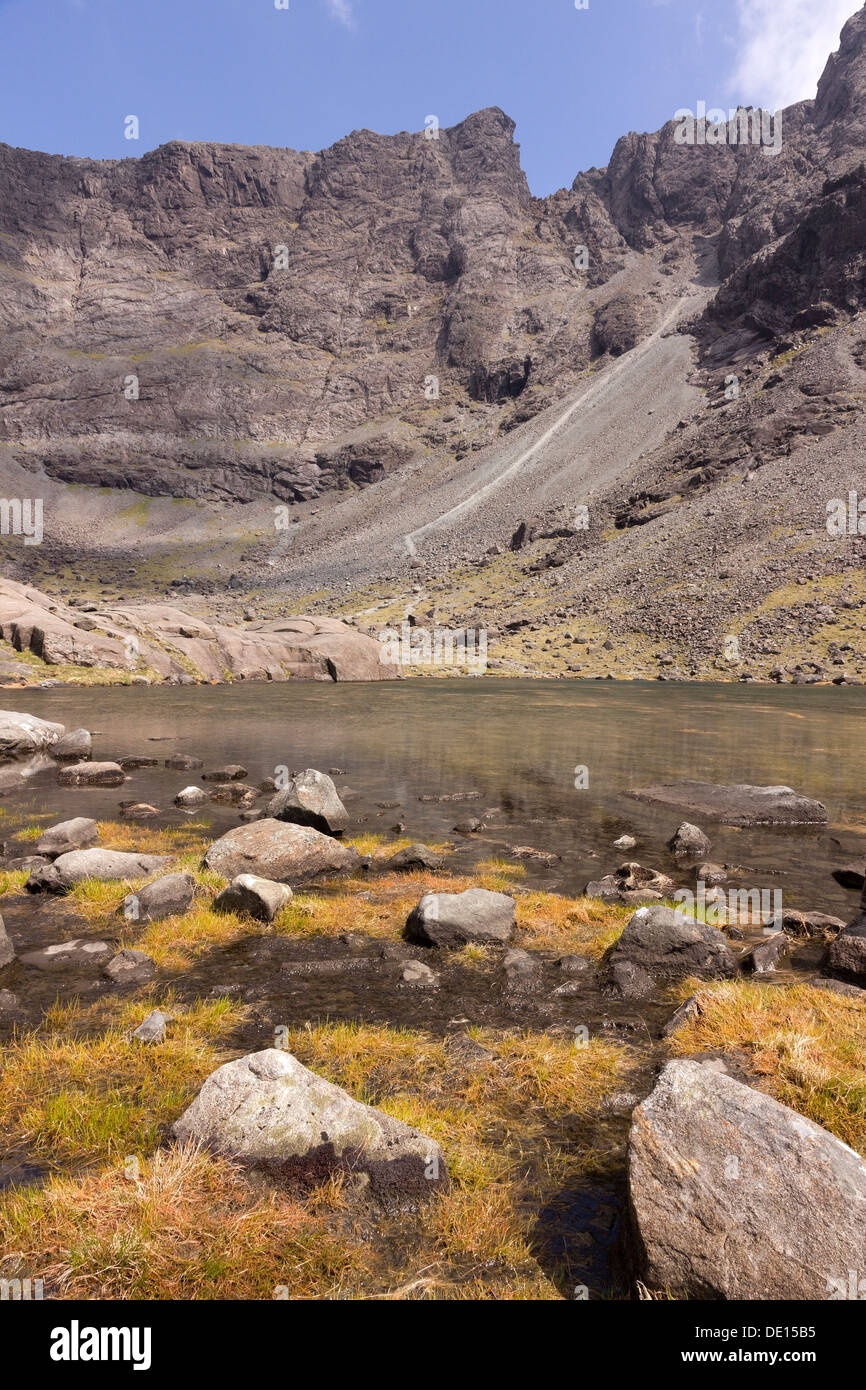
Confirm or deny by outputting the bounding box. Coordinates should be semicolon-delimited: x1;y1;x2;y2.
626;1059;866;1299
630;782;827;826
172;1048;447;1197
610;905;737;979
405;888;516;948
36;817;98;857
25;848;169;893
203;819;359;884
267;769;349;836
0;709;64;760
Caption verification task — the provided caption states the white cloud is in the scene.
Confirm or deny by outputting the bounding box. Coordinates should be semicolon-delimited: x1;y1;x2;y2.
325;0;356;29
729;0;857;110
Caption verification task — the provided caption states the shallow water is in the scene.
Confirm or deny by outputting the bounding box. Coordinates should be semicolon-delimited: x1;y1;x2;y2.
3;678;864;915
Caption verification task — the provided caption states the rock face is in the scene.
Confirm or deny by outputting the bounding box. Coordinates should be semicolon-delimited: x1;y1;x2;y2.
25;848;169;892
213;873;293;922
405;888;516;947
172;1048;448;1197
35;817;98;857
610;905;738;979
0;709;64;759
267;769;349;835
631;782;828;826
203;819;359;883
626;1059;866;1299
0;578;401;684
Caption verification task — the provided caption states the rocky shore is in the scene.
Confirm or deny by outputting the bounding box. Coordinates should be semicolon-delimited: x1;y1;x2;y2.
0;705;863;1300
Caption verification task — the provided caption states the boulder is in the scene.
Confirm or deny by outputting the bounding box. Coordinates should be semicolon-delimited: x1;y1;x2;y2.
0;709;64;760
832;860;866;892
826;916;866;983
626;1059;866;1299
35;817;98;857
20;938;114;970
202;765;248;782
661;993;703;1037
25;848;169;893
172;1048;447;1197
122;872;195;923
610;905;738;979
585;862;674;904
405;888;516;948
134;1009;171;1043
631;782;827;826
50;727;92;761
208;782;258;807
175;785;207;808
503;946;539;989
613;834;637;850
402;960;439;986
103;948;156;984
0;914;14;968
742;931;791;973
213;874;293;922
385;843;443;872
668;821;711;857
203;819;359;884
267;769;349;836
57;760;125;787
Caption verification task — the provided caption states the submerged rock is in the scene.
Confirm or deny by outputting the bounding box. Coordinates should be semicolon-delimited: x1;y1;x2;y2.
165;753;204;771
202;765;248;782
171;1048;448;1197
57;760;125;788
610;905;738;979
267;769;349;836
626;1059;866;1299
631;782;827;826
35;817;98;857
21;938;114;970
203;819;359;883
405;888;516;948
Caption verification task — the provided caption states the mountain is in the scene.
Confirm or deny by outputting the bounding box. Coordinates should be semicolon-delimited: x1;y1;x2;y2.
2;7;866;682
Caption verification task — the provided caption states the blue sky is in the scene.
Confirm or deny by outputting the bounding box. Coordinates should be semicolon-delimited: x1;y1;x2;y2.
0;0;857;195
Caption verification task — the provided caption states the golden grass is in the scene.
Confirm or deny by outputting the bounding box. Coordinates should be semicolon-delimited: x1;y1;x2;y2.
667;979;866;1152
96;820;211;855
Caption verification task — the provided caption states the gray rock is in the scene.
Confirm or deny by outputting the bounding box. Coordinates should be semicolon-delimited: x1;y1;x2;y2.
57;760;125;787
0;709;65;760
204;819;359;883
213;873;293;922
812;976;866;1000
122;872;195;924
21;938;113;970
0;988;20;1011
50;727;92;761
171;1048;448;1197
503;947;539;988
662;994;703;1037
610;905;738;979
402;959;439;985
826;916;866;982
832;860;865;891
668;821;711;857
627;1059;866;1299
696;861;728;885
2;855;48;872
607;959;655;999
631;782;827;827
0;914;14;968
386;843;444;871
103;948;156;984
742;931;791;973
174;785;208;808
405;888;516;948
133;1009;171;1043
558;954;591;975
121;803;160;819
26;848;170;893
585;862;674;903
202;765;248;782
267;769;349;836
36;817;99;857
613;834;637;850
117;754;159;770
444;1032;494;1065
